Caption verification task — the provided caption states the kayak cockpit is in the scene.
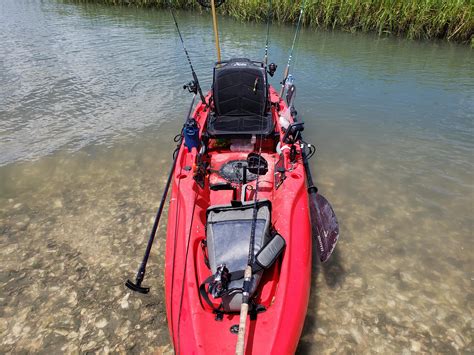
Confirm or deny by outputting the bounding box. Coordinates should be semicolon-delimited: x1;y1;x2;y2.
195;146;286;317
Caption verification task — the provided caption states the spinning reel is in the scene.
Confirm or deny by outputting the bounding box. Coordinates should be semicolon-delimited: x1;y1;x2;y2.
267;63;277;77
209;264;231;298
183;80;198;94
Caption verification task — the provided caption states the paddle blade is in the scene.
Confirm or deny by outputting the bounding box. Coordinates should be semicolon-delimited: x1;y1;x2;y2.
309;192;339;263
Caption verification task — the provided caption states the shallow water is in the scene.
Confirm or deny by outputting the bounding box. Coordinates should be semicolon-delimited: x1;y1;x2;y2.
1;0;473;353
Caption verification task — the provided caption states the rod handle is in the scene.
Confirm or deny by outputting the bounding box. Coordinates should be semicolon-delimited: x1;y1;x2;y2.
210;0;222;62
235;304;248;355
235;266;252;355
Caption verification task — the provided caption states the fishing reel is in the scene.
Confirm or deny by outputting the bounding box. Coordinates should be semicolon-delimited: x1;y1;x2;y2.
183;80;198;94
196;0;225;8
267;63;277;77
209;264;231;298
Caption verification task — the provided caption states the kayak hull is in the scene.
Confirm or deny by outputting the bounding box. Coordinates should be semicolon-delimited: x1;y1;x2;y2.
165;86;312;354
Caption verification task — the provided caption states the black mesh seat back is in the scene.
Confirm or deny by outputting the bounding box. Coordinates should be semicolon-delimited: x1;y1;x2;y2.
206;200;271;311
213;58;268;117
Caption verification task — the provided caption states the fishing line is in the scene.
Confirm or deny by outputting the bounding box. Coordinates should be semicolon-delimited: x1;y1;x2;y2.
292;25;303;79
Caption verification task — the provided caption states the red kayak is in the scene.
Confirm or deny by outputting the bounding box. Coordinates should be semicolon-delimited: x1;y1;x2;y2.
165;59;312;354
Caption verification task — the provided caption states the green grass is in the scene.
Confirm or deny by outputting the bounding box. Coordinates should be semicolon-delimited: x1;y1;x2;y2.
69;0;474;44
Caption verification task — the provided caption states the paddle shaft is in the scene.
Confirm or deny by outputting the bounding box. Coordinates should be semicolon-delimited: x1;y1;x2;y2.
132;153;178;286
300;143;318;194
127;95;196;291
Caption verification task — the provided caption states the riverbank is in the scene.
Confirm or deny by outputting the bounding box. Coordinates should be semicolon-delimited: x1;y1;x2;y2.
68;0;474;44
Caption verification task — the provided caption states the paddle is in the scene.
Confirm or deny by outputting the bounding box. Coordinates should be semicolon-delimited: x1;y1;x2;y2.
287;85;339;263
301;147;339;263
125;93;197;294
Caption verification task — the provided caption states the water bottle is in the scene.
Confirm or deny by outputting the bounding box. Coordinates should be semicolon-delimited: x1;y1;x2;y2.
285;74;296;107
184;118;200;151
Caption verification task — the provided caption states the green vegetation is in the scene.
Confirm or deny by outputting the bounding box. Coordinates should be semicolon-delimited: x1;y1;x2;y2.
71;0;474;44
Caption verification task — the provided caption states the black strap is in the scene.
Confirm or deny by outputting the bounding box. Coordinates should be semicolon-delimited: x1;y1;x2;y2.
199;275;220;311
199;232;284;316
201;240;210;269
199;275;268;320
199;276;246;322
199;276;244;307
199;276;225;321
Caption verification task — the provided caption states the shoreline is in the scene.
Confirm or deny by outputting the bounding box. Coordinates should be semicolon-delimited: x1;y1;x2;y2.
67;0;474;45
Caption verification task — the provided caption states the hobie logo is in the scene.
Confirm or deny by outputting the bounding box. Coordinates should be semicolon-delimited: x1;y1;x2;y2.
317;234;324;253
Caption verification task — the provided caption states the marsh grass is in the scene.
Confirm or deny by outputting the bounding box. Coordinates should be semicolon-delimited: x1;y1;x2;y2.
69;0;473;43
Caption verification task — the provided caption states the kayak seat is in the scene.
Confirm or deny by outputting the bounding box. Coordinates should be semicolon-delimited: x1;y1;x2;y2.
202;200;286;313
207;58;274;138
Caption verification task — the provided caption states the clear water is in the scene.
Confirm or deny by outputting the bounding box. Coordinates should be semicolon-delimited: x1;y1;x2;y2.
0;0;473;353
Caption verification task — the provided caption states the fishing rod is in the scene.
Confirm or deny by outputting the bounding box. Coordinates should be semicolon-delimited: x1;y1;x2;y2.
279;0;306;97
126;91;197;294
235;142;265;355
235;83;269;355
169;7;207;105
263;0;272;65
236;3;277;350
277;0;338;262
263;0;278;78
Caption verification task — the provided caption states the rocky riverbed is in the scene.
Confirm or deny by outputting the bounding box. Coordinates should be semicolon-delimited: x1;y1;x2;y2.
1;143;472;354
0;147;174;353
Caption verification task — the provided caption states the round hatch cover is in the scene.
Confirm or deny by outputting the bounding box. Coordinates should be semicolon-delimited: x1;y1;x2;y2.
219;160;257;183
